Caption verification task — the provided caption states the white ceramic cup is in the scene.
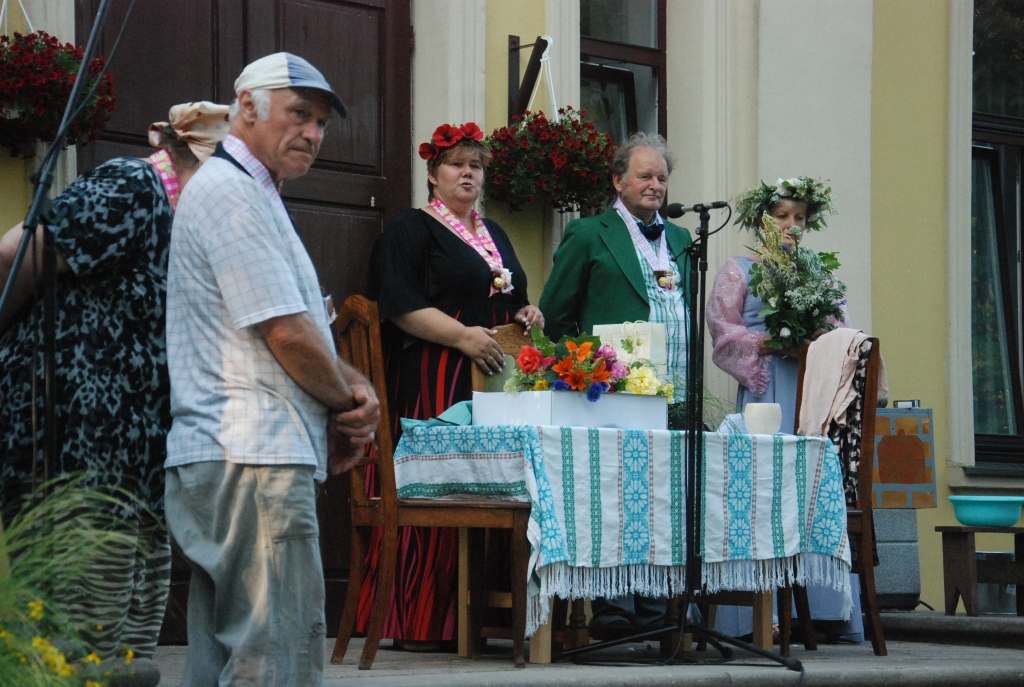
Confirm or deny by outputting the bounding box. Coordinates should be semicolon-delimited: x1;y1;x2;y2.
743;402;783;435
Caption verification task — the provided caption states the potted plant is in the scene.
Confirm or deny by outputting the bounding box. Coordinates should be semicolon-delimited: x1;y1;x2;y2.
0;31;116;157
484;107;615;214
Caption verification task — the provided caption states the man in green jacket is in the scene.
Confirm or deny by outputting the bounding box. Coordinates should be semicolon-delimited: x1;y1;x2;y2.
539;132;692;633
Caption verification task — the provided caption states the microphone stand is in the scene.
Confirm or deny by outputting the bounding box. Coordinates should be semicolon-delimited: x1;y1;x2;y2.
0;0;114;486
556;207;802;673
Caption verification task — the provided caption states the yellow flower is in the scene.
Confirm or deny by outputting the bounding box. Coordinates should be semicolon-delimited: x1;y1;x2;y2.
0;627;11;639
624;367;659;395
83;652;102;665
125;648;134;665
32;636;51;650
86;682;103;687
95;624;104;631
658;382;674;398
28;600;44;620
533;379;550;391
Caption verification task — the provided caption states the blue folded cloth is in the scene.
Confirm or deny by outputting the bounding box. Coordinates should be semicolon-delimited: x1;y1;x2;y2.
399;400;473;432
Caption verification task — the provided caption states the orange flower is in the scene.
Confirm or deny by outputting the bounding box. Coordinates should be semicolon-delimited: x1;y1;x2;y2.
590;359;611;384
565;369;587;390
551;355;576;376
564;340;594;362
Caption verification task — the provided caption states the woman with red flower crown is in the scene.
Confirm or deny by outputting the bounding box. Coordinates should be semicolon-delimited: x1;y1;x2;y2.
356;122;544;649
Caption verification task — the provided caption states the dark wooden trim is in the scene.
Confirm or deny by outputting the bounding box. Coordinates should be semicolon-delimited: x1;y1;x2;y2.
508;35;520;123
965;462;1024;477
382;0;412;223
581;37;662;66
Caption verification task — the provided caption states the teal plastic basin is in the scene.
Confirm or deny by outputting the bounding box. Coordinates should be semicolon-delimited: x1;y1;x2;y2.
948;496;1024;527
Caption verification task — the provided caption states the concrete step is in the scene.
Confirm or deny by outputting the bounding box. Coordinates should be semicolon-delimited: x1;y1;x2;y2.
882;610;1024;649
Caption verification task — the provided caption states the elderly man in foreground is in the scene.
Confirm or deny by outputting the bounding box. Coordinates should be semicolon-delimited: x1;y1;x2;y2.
539;132;692;634
164;53;379;686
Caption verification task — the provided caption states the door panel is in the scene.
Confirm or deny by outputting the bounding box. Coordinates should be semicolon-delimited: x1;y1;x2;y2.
75;0;410;642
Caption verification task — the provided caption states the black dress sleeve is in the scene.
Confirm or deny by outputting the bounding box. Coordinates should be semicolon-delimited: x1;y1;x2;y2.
49;158;170;277
368;209;436;321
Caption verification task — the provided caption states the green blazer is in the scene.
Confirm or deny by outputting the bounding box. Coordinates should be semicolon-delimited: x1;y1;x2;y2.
539;207;693;341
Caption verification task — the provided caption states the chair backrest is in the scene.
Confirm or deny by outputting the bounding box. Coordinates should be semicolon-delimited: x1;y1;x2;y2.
334;295;396;511
470;323;535;392
796;337;881;510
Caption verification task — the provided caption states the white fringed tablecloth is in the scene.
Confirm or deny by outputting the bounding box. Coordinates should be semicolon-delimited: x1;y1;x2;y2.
393;425;851;636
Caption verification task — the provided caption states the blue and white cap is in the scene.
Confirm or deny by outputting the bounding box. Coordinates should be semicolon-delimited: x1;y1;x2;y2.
234;52;347;118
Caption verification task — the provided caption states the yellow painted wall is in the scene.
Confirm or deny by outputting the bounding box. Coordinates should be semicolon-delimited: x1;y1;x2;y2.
872;0;1017;611
482;0;550;302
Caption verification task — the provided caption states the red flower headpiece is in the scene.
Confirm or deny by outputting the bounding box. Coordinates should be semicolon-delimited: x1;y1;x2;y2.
418;121;485;161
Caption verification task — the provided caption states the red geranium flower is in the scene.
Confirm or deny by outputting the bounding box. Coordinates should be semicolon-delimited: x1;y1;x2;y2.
432;123;464;147
516;346;544;374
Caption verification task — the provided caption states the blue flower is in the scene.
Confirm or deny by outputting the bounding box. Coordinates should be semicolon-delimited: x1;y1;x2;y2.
586;382;604;402
553;379;571;391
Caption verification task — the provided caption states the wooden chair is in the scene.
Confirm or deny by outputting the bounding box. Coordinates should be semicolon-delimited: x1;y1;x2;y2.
784;336;887;656
330;296;532;669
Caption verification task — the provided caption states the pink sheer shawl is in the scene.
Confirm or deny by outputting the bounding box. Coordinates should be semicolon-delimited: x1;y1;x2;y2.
706;256;850;396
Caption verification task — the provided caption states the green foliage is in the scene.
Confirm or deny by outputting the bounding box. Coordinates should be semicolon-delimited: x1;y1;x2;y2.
747;215;847;351
0;478;150;687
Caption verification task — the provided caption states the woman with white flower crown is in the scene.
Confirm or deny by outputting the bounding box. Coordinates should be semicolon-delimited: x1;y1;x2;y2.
706;176;848;435
706;177;862;644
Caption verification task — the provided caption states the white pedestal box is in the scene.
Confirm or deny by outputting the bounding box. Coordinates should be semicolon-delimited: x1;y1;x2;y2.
471;390;668;430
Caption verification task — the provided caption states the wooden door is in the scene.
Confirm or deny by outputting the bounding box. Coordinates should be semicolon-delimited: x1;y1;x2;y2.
75;0;411;641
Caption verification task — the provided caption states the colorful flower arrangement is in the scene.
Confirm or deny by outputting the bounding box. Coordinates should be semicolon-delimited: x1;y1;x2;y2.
504;330;673;401
0;31;116;157
418;121;484;161
734;176;836;233
747;213;847;351
484;107;615;214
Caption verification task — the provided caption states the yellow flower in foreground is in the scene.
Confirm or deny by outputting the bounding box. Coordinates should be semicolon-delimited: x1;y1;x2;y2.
95;624;104;630
86;682;103;687
31;636;51;650
624;367;659;395
658;382;674;398
28;600;44;620
0;627;11;639
533;379;550;391
125;648;134;665
83;652;102;665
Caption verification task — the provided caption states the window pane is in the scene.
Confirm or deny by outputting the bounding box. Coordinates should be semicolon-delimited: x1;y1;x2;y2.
974;0;1024;118
582;57;658;136
972;155;1018;434
581;0;658;48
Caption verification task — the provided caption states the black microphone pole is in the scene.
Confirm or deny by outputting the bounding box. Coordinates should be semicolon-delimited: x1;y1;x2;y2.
0;0;114;483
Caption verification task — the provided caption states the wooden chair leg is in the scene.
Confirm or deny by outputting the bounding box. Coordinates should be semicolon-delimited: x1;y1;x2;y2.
467;528;487;660
777;584;792;657
331;525;369;663
510;511;529;668
567;599;589;650
793;584;817;650
551;596;569;653
359;523;398;670
858;529;888;656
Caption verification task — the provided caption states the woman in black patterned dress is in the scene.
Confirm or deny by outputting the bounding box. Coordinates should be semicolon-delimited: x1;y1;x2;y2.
0;102;228;660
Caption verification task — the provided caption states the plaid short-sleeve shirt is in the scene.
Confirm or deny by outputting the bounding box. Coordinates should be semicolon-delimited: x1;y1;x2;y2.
165;140;333;480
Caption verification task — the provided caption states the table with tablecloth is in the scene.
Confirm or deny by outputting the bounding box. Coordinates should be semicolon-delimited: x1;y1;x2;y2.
392;424;851;637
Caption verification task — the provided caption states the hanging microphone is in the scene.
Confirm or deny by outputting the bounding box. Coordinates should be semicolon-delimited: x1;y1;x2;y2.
665;201;729;218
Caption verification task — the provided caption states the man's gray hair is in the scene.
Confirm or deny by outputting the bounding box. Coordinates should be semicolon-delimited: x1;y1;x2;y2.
611;132;675;177
228;88;272;122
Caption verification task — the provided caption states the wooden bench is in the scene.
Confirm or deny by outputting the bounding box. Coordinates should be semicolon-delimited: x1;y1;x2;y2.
935;526;1024;616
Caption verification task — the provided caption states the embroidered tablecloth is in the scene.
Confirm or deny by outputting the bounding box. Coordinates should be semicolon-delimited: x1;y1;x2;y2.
393;425;851;636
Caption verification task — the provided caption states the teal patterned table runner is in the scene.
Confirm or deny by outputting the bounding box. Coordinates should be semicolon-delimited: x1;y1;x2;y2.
393;425;851;636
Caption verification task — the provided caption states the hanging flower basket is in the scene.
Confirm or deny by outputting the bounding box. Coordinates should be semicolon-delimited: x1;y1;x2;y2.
0;31;116;157
484;107;615;214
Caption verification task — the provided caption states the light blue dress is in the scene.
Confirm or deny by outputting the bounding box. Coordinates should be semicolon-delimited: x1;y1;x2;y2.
713;258;864;641
733;257;800;434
